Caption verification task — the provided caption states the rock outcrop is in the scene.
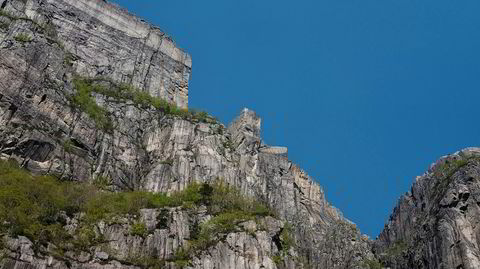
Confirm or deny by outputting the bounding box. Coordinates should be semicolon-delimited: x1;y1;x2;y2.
375;148;480;269
1;207;297;269
3;1;478;269
0;0;375;268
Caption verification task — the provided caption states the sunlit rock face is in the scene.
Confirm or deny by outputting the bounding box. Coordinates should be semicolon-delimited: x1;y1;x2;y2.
11;0;480;269
375;148;480;269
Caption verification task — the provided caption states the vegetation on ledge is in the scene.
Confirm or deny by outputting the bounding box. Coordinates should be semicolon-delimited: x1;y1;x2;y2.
72;77;217;132
0;159;275;266
13;33;32;43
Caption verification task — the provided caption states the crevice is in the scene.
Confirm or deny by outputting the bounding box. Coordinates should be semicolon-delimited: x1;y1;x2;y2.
38;94;47;104
272;229;283;251
1;0;8;10
459;192;470;202
70;138;88;151
7;103;17;122
293;182;305;195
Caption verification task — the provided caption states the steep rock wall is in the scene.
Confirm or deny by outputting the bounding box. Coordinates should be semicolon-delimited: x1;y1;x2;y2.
0;0;377;268
0;0;191;109
375;148;480;269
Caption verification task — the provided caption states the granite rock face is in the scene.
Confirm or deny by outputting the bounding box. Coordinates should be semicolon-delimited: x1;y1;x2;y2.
375;148;480;269
5;0;479;269
0;0;191;109
1;208;297;269
0;1;375;268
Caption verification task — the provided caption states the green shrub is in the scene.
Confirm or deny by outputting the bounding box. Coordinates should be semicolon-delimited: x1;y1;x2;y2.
272;255;283;265
72;76;216;123
433;158;468;180
279;223;294;254
130;222;148;237
14;33;32;43
72;78;113;132
171;247;190;267
125;253;165;269
0;160;276;260
62;139;74;153
160;158;174;166
0;21;9;31
0;10;15;19
156;208;170;229
92;176;111;190
385;240;407;258
362;258;383;269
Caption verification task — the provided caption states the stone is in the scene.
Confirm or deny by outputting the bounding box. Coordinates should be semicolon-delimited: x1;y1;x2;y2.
5;0;480;269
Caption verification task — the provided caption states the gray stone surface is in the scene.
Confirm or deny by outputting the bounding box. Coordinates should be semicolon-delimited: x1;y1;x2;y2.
1;208;299;269
375;148;480;269
10;0;477;269
0;1;374;267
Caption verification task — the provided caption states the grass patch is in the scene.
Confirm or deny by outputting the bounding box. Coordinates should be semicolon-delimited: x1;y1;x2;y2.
362;258;383;269
14;33;32;43
0;10;15;20
178;181;275;261
385;240;407;258
430;157;471;203
0;160;274;257
72;77;216;123
72;78;113;132
279;223;294;254
62;139;74;153
130;222;148;238
124;253;165;269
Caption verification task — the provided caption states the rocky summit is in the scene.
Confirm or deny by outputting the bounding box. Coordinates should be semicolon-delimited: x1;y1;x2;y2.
0;1;479;269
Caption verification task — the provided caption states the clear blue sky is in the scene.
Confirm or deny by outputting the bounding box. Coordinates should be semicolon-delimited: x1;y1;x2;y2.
112;0;480;237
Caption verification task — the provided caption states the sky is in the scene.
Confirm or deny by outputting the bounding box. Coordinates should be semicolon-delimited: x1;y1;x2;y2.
112;0;480;237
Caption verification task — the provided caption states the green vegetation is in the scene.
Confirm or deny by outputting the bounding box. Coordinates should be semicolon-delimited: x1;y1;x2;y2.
270;223;295;266
0;9;62;46
71;77;217;132
0;160;275;265
222;139;235;151
14;33;32;43
168;181;275;265
92;176;111;190
430;157;471;201
130;222;148;237
62;139;74;153
271;254;283;265
433;158;468;180
0;10;15;20
362;258;383;269
385;240;407;258
125;253;165;269
170;247;190;267
160;158;174;166
72;78;113;132
72;77;216;125
279;223;294;255
0;21;9;31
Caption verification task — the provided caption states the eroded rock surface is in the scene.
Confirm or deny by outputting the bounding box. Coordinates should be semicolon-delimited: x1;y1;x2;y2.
0;1;375;268
1;208;296;269
375;148;480;269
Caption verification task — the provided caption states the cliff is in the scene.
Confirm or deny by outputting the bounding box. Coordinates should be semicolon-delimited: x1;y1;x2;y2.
375;148;480;269
0;0;375;268
1;1;478;269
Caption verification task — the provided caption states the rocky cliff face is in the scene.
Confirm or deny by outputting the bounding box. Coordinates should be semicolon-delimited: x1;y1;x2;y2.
0;0;375;268
375;148;480;269
2;1;478;269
